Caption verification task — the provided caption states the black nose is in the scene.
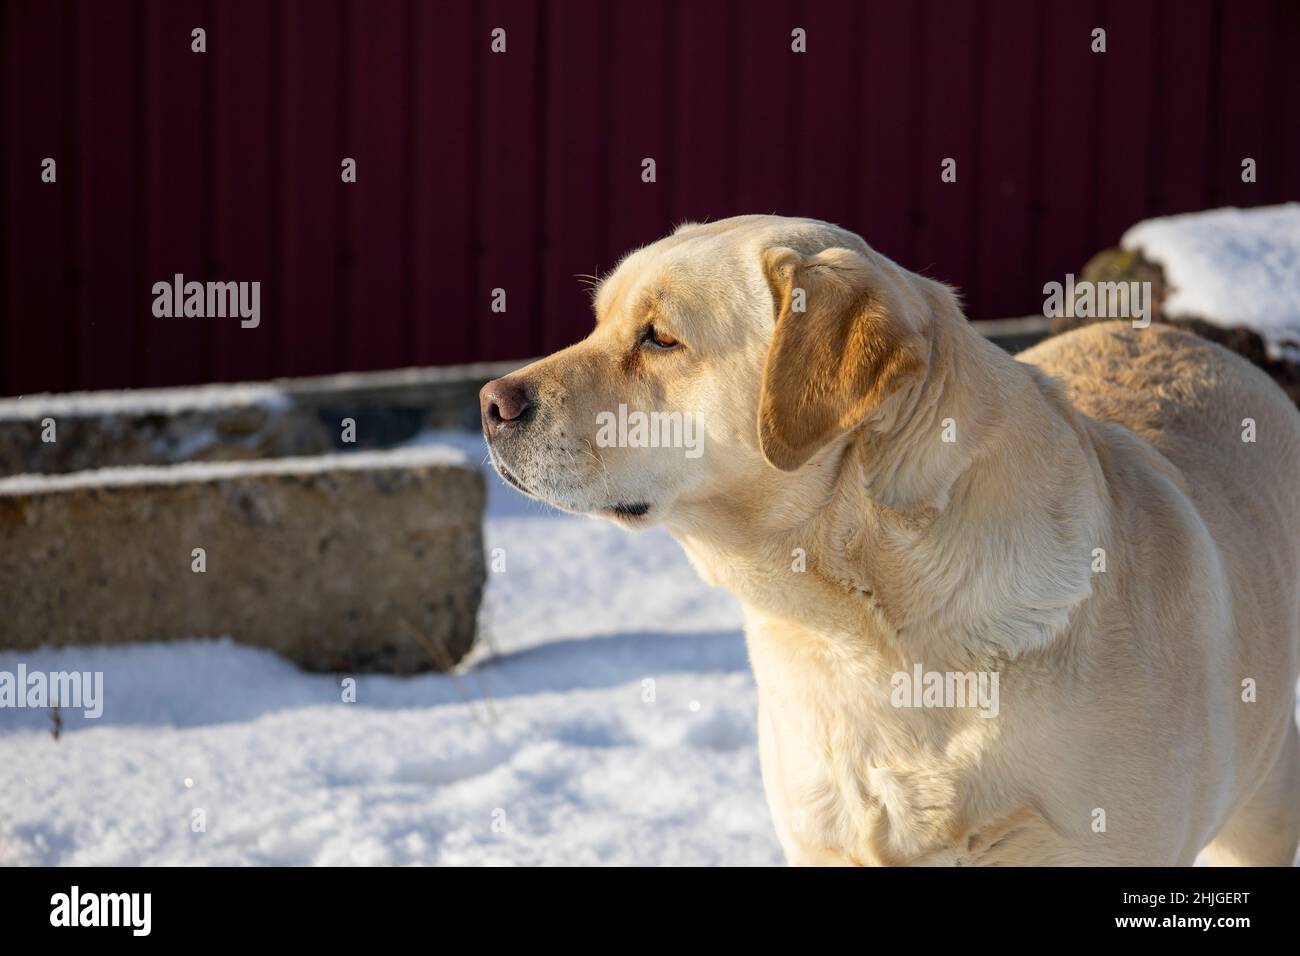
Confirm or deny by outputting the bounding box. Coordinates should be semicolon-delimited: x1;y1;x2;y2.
480;377;534;437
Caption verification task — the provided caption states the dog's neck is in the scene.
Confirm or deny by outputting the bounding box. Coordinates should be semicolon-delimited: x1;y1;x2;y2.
668;311;1110;666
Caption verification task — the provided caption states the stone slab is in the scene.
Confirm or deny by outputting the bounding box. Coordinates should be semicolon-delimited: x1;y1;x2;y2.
0;447;485;673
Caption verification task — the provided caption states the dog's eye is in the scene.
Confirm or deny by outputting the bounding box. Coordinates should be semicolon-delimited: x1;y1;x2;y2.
644;324;680;350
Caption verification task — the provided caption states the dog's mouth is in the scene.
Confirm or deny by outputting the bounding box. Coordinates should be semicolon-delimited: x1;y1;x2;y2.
488;450;534;497
488;444;653;522
605;502;651;520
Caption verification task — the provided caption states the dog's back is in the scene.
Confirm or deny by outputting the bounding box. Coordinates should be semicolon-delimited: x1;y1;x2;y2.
1022;322;1300;656
1022;321;1300;864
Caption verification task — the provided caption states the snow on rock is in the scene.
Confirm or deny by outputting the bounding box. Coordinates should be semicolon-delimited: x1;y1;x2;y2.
0;445;472;495
0;431;779;866
0;381;291;422
1121;203;1300;357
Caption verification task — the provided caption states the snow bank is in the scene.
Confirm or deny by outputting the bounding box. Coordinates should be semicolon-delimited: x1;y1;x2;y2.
1122;203;1300;357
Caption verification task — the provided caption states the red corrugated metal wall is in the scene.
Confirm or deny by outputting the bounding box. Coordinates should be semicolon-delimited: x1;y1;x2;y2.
2;0;1298;395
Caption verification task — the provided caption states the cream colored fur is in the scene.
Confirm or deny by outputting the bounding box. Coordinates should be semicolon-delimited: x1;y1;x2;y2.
482;215;1300;866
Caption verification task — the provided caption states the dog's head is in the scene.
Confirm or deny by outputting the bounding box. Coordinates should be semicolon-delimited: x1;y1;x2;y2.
480;215;942;527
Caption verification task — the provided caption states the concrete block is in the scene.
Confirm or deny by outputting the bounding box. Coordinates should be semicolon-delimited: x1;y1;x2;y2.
0;448;485;673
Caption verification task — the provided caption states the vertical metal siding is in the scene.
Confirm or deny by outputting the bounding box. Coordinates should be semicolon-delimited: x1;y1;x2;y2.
2;0;1298;395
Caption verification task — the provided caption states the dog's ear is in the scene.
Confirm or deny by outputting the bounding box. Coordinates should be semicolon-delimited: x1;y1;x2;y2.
758;246;929;471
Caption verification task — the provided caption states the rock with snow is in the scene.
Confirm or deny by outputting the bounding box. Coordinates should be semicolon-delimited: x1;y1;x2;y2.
1121;203;1300;359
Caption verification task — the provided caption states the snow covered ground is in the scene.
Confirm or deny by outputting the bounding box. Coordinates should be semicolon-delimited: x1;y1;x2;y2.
1122;202;1300;358
0;430;782;866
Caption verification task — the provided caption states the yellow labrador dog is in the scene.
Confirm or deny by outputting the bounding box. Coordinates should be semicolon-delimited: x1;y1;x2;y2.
479;215;1300;866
